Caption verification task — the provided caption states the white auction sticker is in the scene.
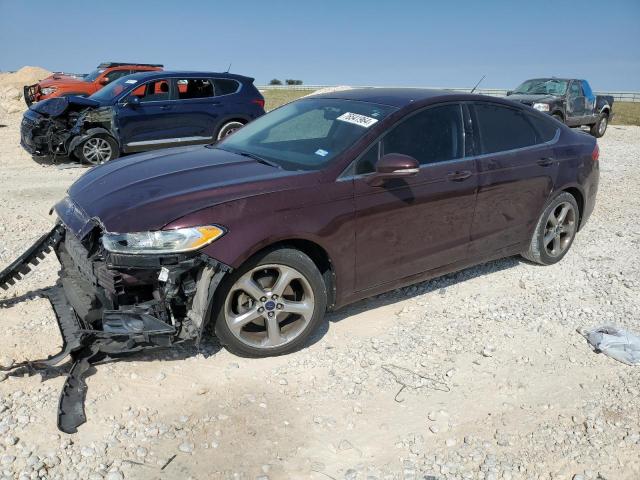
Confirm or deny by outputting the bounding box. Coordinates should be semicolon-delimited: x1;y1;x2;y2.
336;112;378;128
125;79;138;84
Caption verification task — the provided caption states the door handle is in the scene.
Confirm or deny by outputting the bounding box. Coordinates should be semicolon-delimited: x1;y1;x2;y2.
446;170;472;182
537;157;554;167
160;105;172;111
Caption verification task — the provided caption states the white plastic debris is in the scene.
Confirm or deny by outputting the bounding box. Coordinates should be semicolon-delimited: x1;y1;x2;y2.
580;326;640;366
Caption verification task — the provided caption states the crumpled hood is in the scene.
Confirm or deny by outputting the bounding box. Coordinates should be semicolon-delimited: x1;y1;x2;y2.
56;145;309;236
507;93;560;104
30;96;101;117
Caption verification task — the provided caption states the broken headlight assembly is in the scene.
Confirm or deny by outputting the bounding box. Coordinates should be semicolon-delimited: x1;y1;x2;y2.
101;225;226;254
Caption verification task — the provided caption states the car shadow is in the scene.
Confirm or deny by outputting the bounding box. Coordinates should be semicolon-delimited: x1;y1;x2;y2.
307;255;523;344
2;254;522;380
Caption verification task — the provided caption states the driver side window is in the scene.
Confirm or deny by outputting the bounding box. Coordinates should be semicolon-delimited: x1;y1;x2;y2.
103;70;131;84
569;82;583;98
355;104;464;175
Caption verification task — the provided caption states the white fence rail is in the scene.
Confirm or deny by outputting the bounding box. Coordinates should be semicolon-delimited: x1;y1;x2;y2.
258;85;640;102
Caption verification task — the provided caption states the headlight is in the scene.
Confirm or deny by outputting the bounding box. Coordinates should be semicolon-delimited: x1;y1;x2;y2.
532;103;550;112
101;225;226;254
40;87;57;95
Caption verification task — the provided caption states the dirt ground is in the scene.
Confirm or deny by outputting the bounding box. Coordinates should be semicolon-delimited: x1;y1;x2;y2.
0;106;639;480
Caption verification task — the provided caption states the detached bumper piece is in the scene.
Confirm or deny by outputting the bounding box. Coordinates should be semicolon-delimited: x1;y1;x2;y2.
0;225;227;434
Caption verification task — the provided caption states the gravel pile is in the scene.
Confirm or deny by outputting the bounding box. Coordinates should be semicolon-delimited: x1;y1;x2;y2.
0;111;639;479
0;66;51;116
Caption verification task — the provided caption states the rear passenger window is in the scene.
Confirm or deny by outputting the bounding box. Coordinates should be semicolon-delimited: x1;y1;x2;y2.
214;79;240;96
527;113;558;143
175;78;214;99
473;103;537;154
381;104;464;166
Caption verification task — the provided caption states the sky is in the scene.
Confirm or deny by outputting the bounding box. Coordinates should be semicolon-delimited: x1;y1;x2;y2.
1;0;639;91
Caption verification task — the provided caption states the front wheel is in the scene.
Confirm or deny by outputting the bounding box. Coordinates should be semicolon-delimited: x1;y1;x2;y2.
74;135;119;165
590;113;608;138
522;192;580;265
213;248;327;357
216;121;245;141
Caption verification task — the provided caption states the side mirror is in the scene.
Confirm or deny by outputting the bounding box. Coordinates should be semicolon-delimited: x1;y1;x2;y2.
506;90;513;96
124;96;140;108
366;153;419;186
99;77;109;85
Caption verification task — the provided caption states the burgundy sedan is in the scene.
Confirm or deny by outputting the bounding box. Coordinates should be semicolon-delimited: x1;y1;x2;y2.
11;89;600;359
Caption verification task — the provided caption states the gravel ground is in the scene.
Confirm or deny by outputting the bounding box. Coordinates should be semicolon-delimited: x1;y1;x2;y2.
0;108;639;480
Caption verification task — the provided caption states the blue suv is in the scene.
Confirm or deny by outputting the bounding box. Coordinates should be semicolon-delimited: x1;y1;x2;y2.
20;71;265;164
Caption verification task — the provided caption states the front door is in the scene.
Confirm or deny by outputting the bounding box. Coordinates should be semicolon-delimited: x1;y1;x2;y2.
468;102;560;256
566;80;586;126
117;78;182;150
353;103;478;292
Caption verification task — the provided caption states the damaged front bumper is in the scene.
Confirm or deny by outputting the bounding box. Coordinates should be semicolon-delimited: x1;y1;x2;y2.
0;224;230;433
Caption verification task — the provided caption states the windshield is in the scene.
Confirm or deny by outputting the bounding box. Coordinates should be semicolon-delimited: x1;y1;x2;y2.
84;68;105;82
89;76;138;102
216;98;397;171
513;79;568;96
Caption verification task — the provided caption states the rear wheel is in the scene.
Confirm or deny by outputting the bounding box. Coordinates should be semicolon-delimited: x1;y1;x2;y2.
522;192;580;265
590;112;608;138
213;248;327;357
216;121;245;141
74;135;119;165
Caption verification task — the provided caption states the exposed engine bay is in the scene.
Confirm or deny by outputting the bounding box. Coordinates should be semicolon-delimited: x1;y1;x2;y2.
20;96;117;160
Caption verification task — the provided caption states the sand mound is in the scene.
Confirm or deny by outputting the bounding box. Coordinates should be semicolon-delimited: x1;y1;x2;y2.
0;66;52;115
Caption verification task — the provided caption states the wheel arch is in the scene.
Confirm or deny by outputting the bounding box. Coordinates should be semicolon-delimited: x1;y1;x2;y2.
561;186;585;229
68;127;120;153
215;116;249;133
236;238;337;310
550;110;565;121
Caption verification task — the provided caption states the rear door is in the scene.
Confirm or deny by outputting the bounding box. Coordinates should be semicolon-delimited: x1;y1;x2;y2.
468;102;560;257
166;77;222;142
352;103;478;291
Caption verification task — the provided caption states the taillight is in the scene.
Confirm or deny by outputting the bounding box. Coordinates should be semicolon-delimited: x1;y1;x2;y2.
592;143;599;162
252;98;265;108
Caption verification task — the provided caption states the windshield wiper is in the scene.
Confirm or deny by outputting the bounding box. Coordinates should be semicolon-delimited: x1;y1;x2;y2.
238;151;281;168
210;146;281;168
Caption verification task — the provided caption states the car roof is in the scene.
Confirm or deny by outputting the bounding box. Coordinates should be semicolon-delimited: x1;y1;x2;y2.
121;70;254;82
308;87;527;108
521;77;577;82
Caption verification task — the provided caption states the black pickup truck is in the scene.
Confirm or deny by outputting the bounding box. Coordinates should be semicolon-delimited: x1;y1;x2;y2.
506;78;613;137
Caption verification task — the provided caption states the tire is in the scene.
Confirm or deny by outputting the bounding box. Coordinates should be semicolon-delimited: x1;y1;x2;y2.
213;248;327;357
522;192;580;265
74;135;119;165
216;121;245;141
590;112;608;138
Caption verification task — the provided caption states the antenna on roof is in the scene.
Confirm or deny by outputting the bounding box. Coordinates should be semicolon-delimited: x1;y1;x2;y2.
226;62;232;73
470;75;486;94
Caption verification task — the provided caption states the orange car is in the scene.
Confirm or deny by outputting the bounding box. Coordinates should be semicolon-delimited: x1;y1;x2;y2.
24;62;163;106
